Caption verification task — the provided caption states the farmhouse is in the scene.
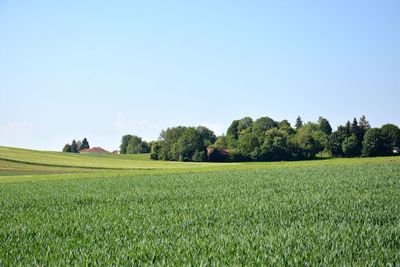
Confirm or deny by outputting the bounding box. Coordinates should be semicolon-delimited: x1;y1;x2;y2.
80;147;108;153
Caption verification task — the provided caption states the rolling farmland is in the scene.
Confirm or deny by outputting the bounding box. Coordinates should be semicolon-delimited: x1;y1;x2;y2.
0;146;399;265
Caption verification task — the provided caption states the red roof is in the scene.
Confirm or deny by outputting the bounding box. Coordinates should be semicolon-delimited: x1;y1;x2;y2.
80;147;108;153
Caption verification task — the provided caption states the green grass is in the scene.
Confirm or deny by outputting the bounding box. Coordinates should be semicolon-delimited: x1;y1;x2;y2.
80;152;152;161
0;146;232;171
0;146;399;265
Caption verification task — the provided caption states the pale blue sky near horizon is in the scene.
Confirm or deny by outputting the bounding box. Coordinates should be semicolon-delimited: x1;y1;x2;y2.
1;0;399;151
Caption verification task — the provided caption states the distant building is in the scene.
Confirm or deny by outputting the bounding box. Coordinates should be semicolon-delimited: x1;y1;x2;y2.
80;147;108;153
112;150;120;154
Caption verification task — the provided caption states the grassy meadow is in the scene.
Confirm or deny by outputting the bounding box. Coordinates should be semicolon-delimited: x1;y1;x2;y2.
0;146;399;265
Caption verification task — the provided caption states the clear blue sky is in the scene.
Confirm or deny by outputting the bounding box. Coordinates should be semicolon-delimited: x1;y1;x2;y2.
1;0;399;151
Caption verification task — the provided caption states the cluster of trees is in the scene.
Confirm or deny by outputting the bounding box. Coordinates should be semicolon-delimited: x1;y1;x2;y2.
62;138;89;153
213;116;333;162
150;126;216;161
150;115;400;162
329;116;400;157
120;135;151;154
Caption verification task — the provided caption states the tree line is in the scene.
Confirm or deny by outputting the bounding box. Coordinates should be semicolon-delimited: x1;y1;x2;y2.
62;138;90;153
147;115;400;162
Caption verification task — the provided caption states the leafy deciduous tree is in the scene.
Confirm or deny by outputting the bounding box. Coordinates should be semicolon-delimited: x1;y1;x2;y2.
126;136;150;154
252;116;277;139
120;135;133;154
260;128;290;161
237;117;253;134
318;116;332;135
237;132;259;161
176;128;207;162
159;126;187;161
342;135;360;157
196;126;217;146
381;124;400;154
150;141;161;160
362;128;389;157
62;144;72;152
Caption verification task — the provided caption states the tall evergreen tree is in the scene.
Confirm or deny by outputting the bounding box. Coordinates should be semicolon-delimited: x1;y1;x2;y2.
295;116;303;129
349;118;363;156
359;115;371;134
345;121;351;134
80;138;90;150
350;118;359;134
71;140;79;153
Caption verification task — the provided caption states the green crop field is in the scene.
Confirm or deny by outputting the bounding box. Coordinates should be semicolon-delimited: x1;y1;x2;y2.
0;146;399;265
